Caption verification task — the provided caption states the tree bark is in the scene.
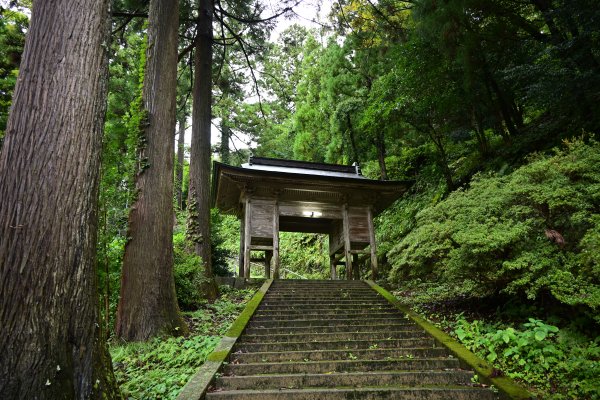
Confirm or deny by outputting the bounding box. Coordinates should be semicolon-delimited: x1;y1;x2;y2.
0;1;120;398
176;113;186;210
375;131;388;180
116;0;188;341
188;0;218;301
220;116;231;164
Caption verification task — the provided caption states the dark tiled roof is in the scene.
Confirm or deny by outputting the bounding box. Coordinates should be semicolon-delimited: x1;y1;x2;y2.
243;157;364;179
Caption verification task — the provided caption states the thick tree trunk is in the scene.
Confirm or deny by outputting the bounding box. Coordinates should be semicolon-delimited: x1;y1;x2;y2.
188;0;218;301
116;0;187;341
0;1;120;398
176;114;186;210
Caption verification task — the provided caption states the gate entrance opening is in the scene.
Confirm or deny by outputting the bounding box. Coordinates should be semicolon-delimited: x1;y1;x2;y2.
212;157;411;280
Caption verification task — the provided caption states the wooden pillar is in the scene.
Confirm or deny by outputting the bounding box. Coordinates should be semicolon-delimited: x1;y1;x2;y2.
367;206;378;280
272;201;280;279
342;203;353;280
238;217;245;277
264;250;272;279
352;254;359;280
243;197;252;278
330;255;337;280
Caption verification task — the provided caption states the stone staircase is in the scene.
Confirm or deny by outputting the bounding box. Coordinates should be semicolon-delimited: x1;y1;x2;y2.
206;280;500;399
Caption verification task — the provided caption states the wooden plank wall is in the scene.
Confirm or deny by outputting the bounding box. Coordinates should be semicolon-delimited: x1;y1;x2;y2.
249;199;275;243
329;220;344;256
348;206;370;243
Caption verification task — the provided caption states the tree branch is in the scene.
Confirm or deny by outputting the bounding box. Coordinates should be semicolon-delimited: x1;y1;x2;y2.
215;0;300;25
216;14;268;122
112;11;148;18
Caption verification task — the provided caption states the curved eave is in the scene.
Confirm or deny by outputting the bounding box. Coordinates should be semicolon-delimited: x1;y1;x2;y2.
212;161;413;216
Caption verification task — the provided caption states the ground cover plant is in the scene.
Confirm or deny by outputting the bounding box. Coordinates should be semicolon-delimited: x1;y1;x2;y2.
110;286;256;399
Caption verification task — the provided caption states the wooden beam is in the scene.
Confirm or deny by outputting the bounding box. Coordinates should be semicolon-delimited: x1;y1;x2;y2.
367;206;378;280
352;254;359;280
249;245;273;251
330;255;337;280
238;217;245;278
243;197;252;278
342;203;353;280
272;201;280;279
265;250;272;279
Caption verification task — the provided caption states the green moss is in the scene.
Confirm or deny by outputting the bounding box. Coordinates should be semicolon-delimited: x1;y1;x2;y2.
206;351;229;363
225;280;272;338
366;281;533;400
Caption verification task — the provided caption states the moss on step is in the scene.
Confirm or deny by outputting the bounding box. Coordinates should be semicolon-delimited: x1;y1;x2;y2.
177;280;273;400
365;280;534;400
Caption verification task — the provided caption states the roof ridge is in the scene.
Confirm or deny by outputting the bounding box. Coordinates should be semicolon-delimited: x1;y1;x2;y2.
249;156;360;175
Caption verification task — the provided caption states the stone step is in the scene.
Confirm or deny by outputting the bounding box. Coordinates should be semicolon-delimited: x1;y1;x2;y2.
260;299;391;306
215;370;474;391
267;290;372;294
256;305;397;313
234;337;436;352
266;292;379;295
253;309;400;318
243;323;420;335
199;280;506;400
206;387;499;400
250;311;401;322
262;295;382;301
239;330;428;343
272;279;365;282
245;317;410;328
222;358;461;376
268;288;375;290
230;347;450;363
269;285;370;294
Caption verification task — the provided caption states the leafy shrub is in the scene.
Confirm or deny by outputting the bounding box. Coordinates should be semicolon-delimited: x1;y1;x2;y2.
173;230;205;310
388;139;600;318
452;317;600;399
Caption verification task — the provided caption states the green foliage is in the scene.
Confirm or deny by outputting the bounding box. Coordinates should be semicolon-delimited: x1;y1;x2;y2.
110;286;255;399
452;316;600;399
279;232;330;280
388;139;600;318
211;209;238;276
173;227;205;311
0;8;27;146
111;335;219;399
97;236;127;332
97;26;147;328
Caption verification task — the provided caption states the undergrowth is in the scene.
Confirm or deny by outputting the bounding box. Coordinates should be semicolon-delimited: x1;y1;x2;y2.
110;286;256;399
395;285;600;399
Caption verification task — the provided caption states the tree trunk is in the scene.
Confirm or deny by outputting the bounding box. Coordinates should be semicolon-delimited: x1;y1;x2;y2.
116;0;187;341
427;126;454;190
347;113;360;165
188;0;218;301
375;131;388;180
481;63;520;137
176;113;186;210
220;116;231;164
0;1;119;398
